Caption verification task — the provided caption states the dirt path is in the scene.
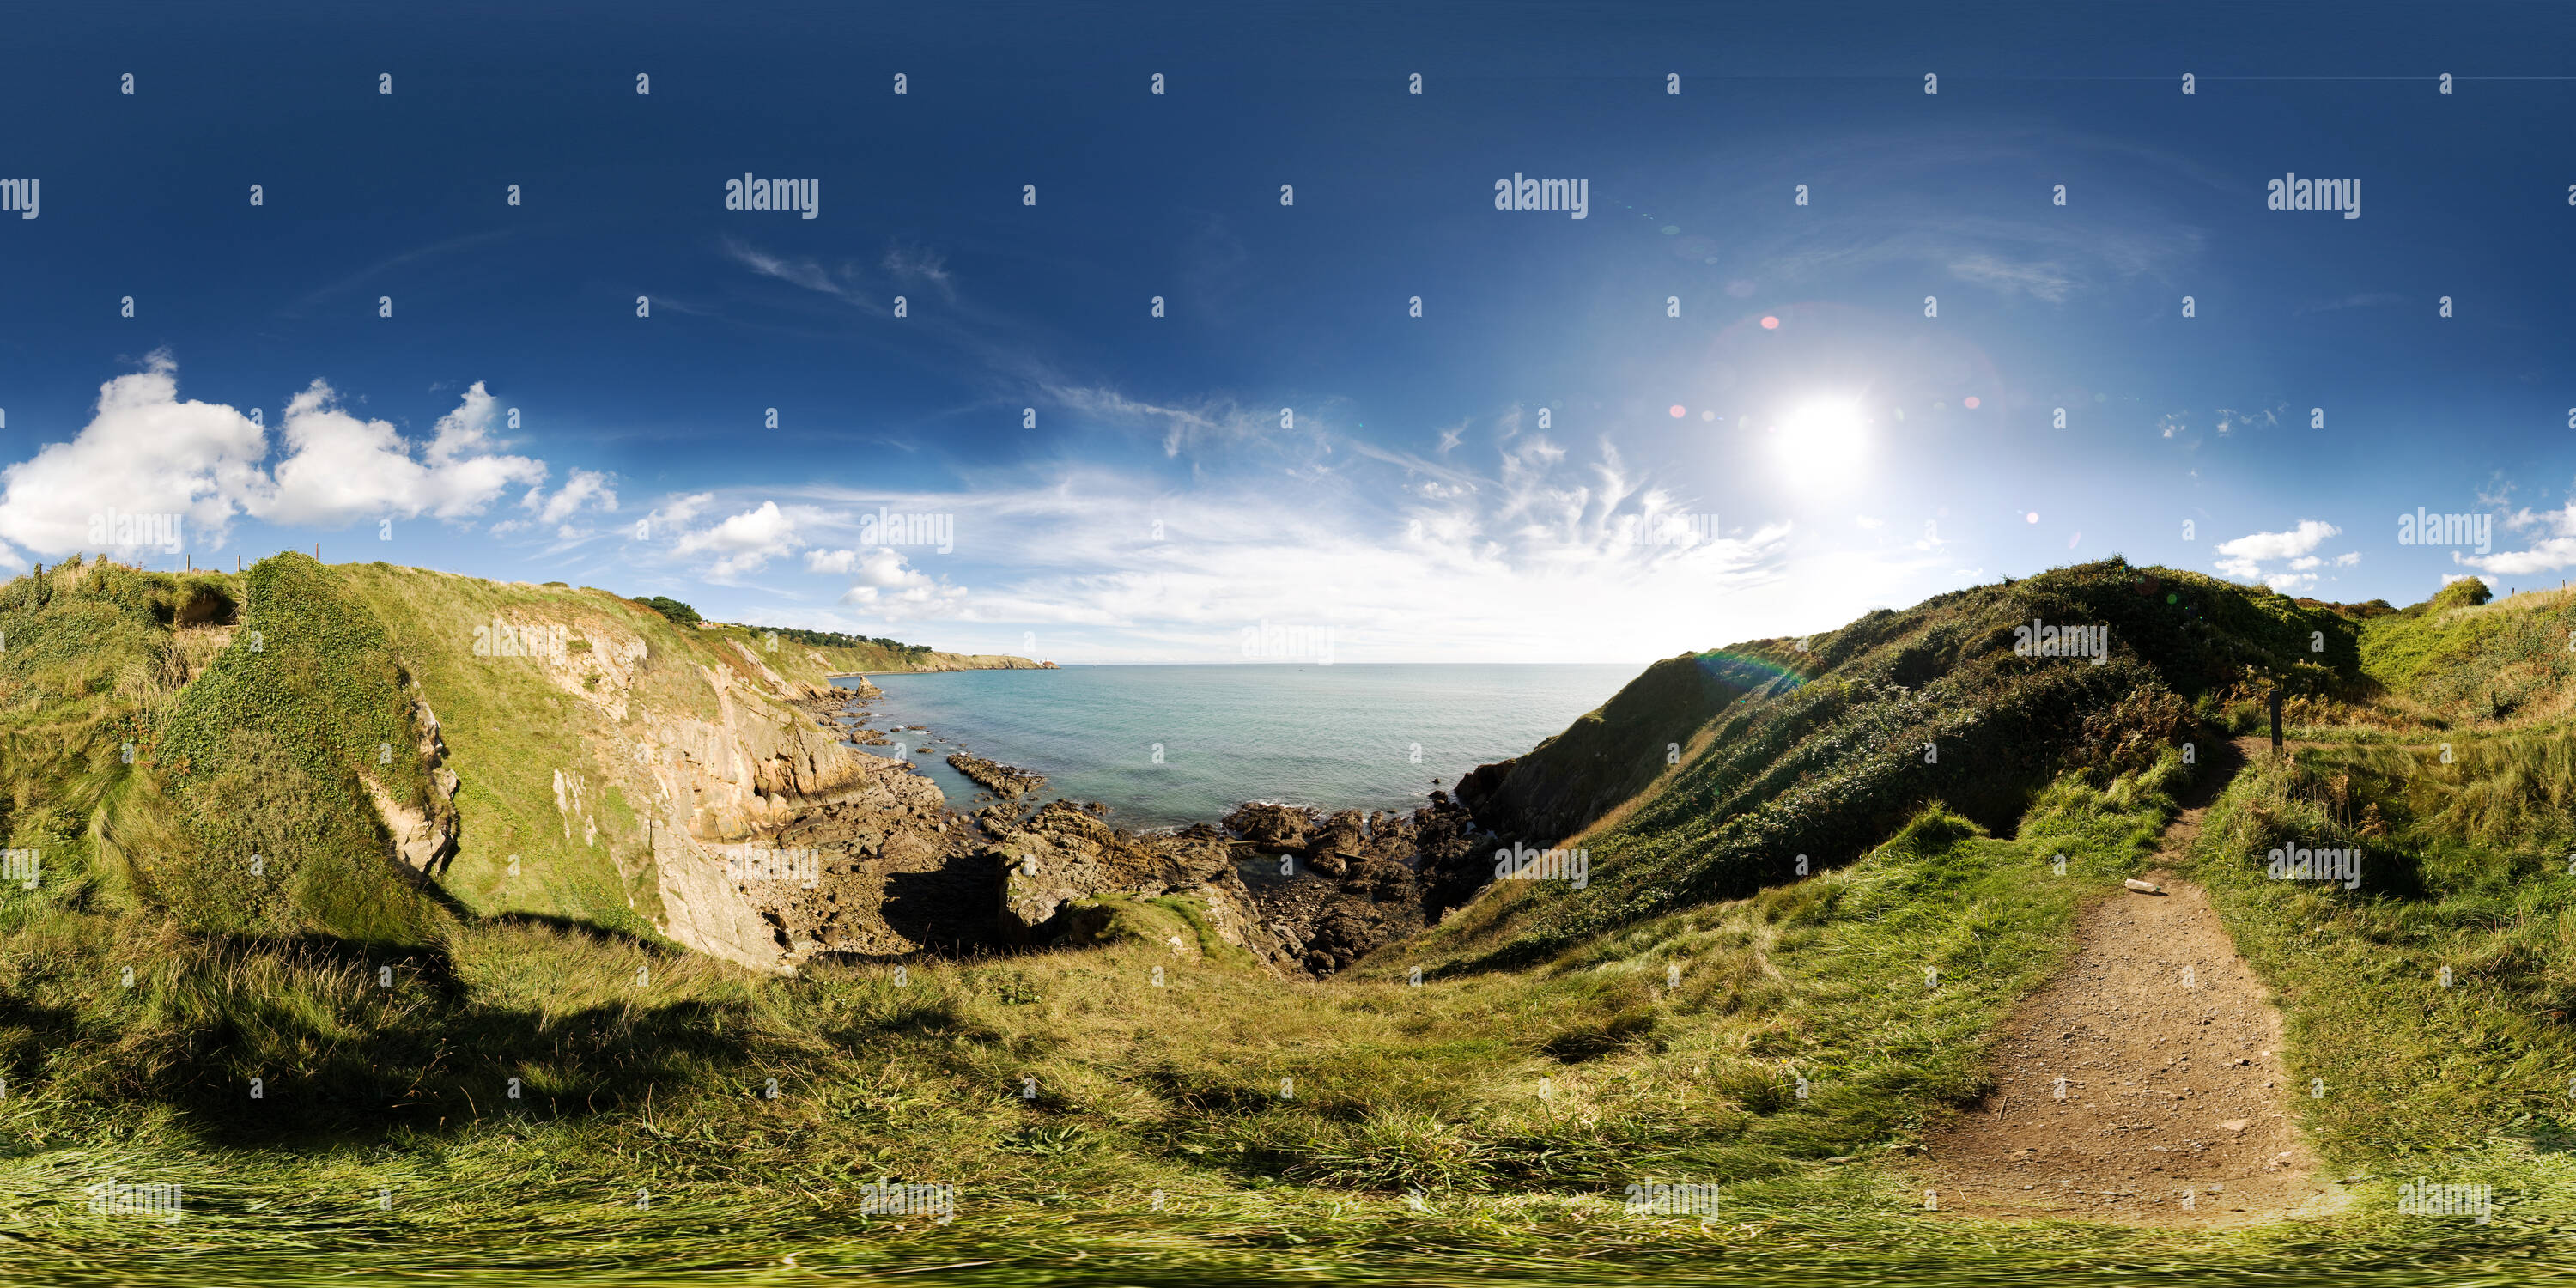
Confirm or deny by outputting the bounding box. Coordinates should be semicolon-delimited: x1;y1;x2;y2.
1921;758;2344;1226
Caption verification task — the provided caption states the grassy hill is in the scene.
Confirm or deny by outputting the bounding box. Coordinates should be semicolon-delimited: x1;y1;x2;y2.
0;552;1043;946
1443;558;2355;968
2;555;2571;1283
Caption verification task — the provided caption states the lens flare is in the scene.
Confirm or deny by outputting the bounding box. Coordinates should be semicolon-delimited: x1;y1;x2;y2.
1773;398;1868;489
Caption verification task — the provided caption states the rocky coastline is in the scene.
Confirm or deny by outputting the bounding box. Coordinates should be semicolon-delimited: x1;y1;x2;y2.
770;683;1510;977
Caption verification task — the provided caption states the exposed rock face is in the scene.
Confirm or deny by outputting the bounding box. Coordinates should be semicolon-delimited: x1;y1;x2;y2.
636;663;878;841
525;616;653;721
1226;802;1316;854
989;803;1236;939
533;653;1498;979
1218;795;1490;975
366;690;459;876
651;750;961;971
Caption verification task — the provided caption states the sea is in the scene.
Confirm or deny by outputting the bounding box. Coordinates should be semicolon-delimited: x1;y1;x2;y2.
831;663;1637;829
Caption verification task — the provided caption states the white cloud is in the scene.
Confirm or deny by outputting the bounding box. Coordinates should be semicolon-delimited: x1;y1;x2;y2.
713;415;1958;659
2215;520;2339;563
723;238;871;307
1048;385;1273;458
2212;405;2282;436
2214;520;2343;586
2459;498;2576;575
261;380;546;526
672;500;799;578
655;492;714;530
523;468;618;524
835;548;965;611
0;354;266;556
804;547;858;574
848;548;925;588
0;357;549;557
881;243;954;299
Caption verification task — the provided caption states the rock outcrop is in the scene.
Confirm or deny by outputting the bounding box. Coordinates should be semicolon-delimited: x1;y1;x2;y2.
947;751;1043;799
365;688;459;876
1217;795;1490;975
499;631;1494;979
990;803;1236;939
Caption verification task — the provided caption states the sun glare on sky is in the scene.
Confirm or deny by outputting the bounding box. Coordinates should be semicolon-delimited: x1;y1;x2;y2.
1773;398;1869;489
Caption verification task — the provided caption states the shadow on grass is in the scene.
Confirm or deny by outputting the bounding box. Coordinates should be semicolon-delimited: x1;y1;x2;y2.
3;925;802;1151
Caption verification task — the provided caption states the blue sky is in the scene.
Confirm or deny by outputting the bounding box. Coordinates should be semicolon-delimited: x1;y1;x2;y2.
3;1;2573;662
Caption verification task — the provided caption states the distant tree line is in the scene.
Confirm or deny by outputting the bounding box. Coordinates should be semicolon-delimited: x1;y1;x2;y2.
771;625;933;656
634;593;931;654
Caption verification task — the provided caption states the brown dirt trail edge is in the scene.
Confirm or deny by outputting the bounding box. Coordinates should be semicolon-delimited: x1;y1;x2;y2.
1921;744;2348;1226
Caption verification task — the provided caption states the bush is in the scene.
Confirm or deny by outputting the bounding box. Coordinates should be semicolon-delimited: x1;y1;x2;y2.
2432;577;2494;611
639;595;702;628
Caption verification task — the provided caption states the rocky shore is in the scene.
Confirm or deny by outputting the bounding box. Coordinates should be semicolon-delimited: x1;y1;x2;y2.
947;751;1045;799
767;686;1507;977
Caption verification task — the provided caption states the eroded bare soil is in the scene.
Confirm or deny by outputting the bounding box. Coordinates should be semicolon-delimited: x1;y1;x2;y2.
1923;791;2344;1226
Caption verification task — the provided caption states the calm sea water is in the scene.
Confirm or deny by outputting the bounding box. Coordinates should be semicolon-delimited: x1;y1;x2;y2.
833;664;1637;829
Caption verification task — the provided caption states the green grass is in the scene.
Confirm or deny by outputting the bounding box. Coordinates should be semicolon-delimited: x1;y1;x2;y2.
22;752;2468;1285
7;557;2576;1282
2358;587;2576;726
3;749;2569;1282
2190;736;2576;1163
1454;557;2337;968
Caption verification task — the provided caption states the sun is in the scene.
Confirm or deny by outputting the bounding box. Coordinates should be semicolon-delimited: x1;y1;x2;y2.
1772;398;1870;489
